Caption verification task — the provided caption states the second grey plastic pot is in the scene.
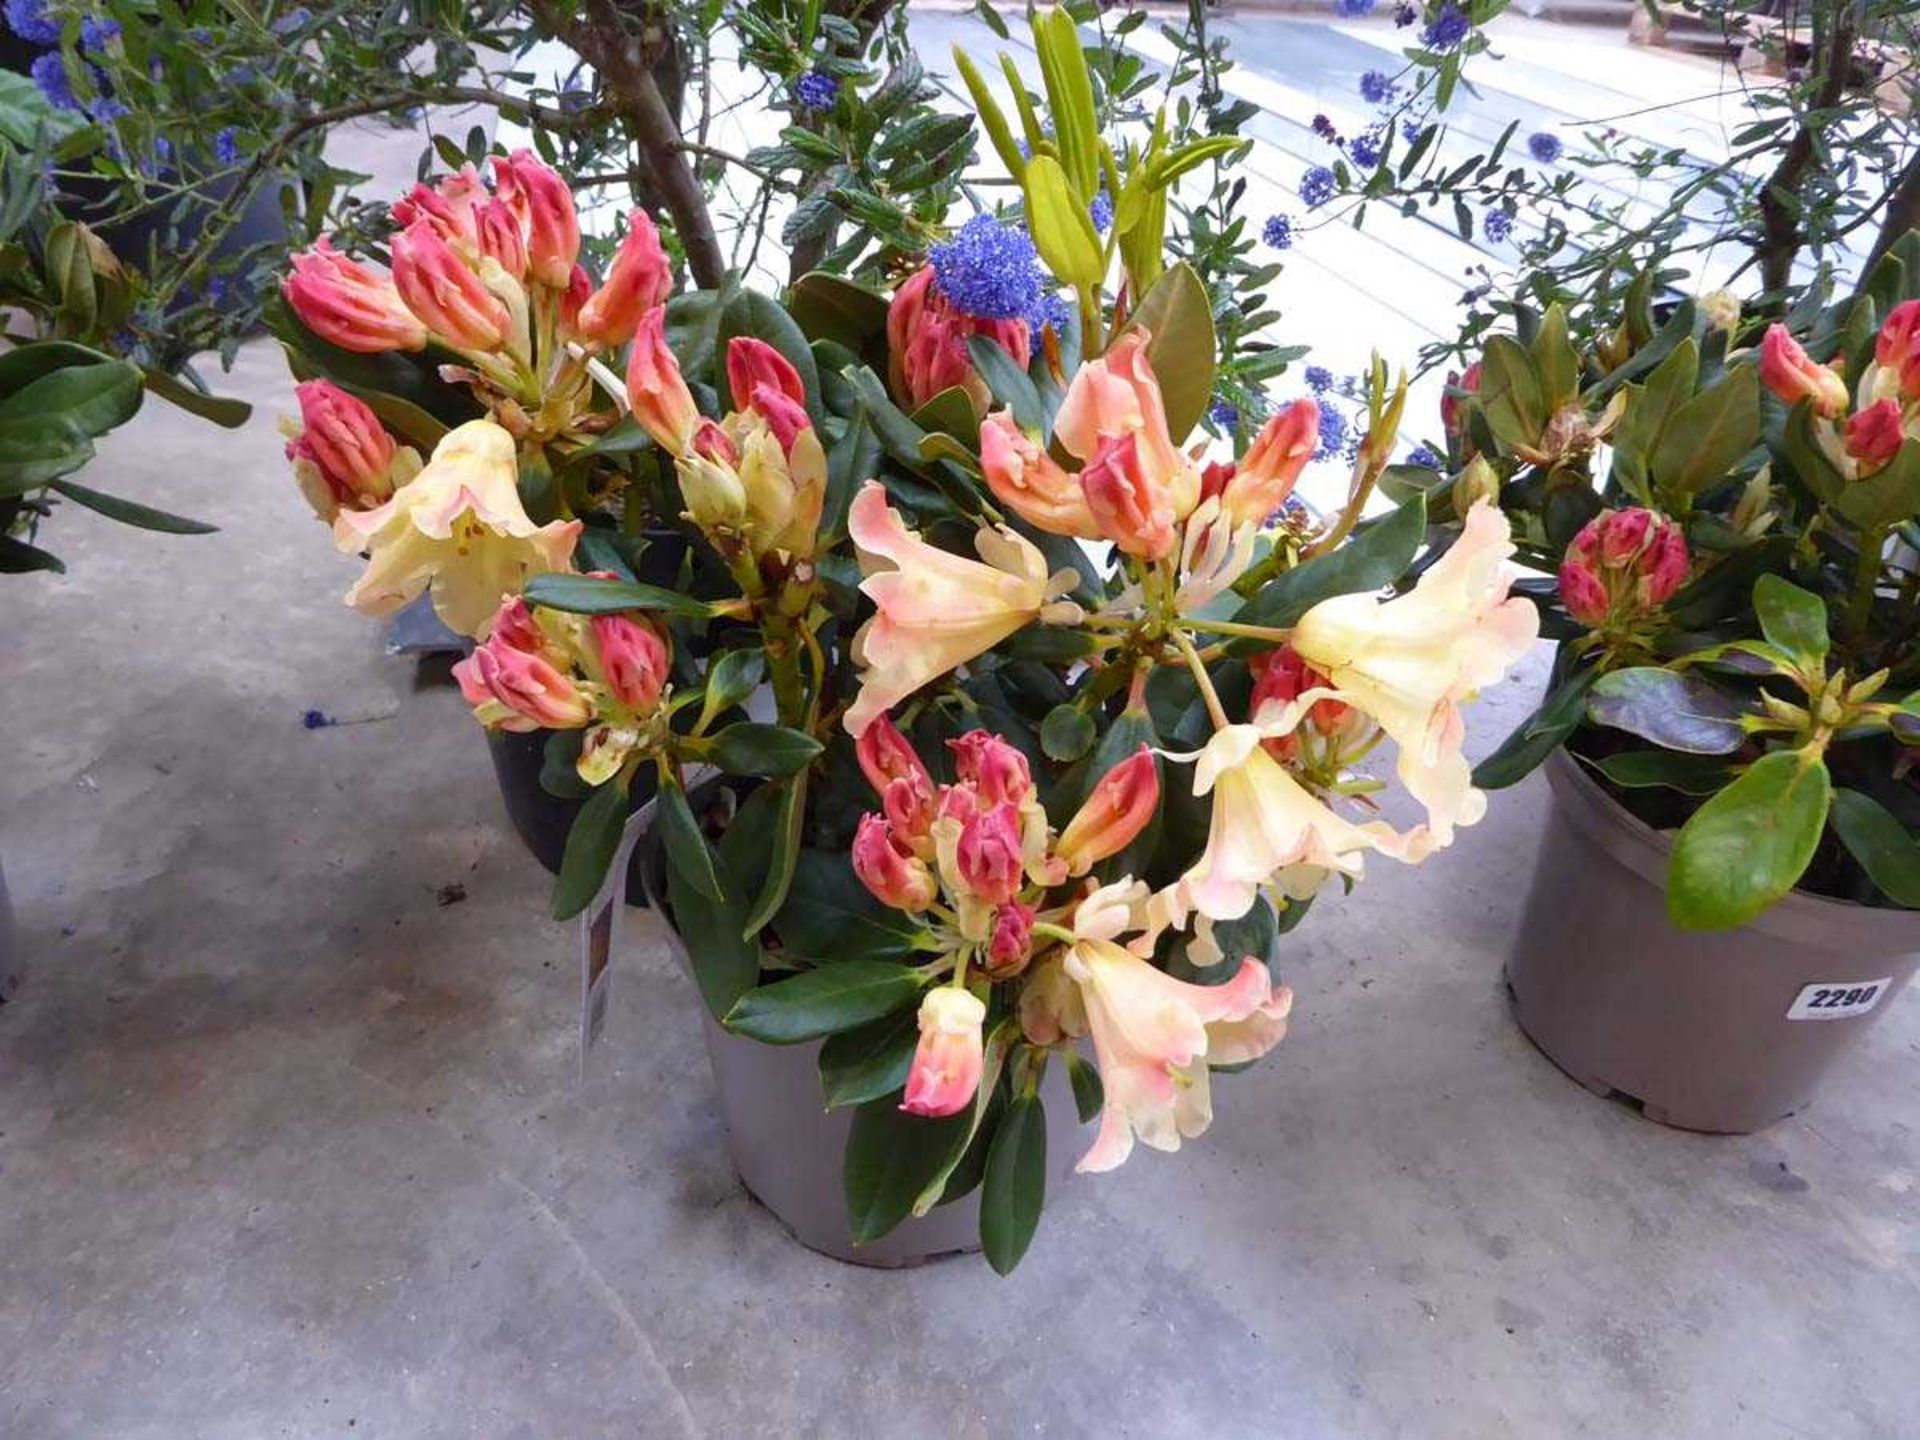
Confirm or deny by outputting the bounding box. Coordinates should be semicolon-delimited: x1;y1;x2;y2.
638;838;1087;1267
1506;750;1920;1133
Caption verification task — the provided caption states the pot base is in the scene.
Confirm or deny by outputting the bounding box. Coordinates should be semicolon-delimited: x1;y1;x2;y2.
1505;751;1919;1136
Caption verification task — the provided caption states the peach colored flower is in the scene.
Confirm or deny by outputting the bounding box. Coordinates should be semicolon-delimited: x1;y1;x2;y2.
281;238;426;354
1760;325;1848;418
843;482;1080;736
1289;500;1538;845
334;419;580;637
901;987;986;1117
1052;329;1199;519
978;411;1101;539
1054;746;1159;877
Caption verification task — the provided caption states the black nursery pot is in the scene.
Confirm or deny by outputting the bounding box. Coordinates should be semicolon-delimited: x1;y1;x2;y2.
484;729;658;900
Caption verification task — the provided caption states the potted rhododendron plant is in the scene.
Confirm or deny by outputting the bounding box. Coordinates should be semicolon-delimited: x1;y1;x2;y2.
1416;254;1920;1134
272;15;1537;1270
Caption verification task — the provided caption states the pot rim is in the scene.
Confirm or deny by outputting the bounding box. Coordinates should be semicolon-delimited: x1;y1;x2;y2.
1542;747;1919;948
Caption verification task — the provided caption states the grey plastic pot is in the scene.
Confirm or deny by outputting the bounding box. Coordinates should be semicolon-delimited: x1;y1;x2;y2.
1507;749;1920;1133
638;845;1087;1267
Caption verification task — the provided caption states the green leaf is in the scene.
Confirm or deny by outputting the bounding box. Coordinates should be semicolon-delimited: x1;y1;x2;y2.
1652;364;1759;500
818;1007;921;1108
952;46;1025;176
1609;338;1698;500
665;804;763;1022
1032;6;1099;195
980;1093;1048;1275
785;272;891;357
551;780;630;921
1065;1050;1103;1122
1530;303;1579;409
0;533;63;573
1668;750;1831;930
1832;438;1920;532
1473;666;1598;789
696;647;765;734
1230;492;1426;633
46;479;216;534
0;340;113;397
966;335;1044;431
1040;705;1095;762
521;572;714;619
743;771;808;938
909;385;979;447
1829;789;1920;906
725;959;925;1044
1022;154;1104;289
0;355;143;440
1586;667;1746;754
1589;750;1733;795
774;849;927;963
707;723;822;779
1119;262;1215;444
657;779;723;903
1752;574;1829;671
142;368;251;428
842;1096;974;1245
824;407;883;538
1478;336;1545;453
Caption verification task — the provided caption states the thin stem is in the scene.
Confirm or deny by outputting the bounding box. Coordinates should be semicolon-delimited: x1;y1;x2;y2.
1178;616;1292;644
1850;522;1889;642
1172;629;1229;730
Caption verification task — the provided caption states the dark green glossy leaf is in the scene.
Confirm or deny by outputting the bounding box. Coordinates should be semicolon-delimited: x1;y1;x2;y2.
551;780;630;921
1065;1049;1103;1122
1586;667;1746;754
657;779;723;903
980;1093;1047;1275
843;1094;973;1245
522;571;714;619
818;1006;921;1109
1230;493;1425;635
1668;750;1830;930
1588;750;1732;795
707;722;822;779
1828;789;1920;907
725;959;925;1044
47;479;215;534
774;848;927;963
1752;574;1829;670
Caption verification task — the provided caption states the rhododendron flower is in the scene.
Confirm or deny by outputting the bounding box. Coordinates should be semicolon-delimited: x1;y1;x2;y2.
284;379;419;521
902;987;987;1117
1168;723;1423;922
453;622;592;733
978;411;1101;539
953;804;1026;906
491;150;580;288
1873;300;1920;399
949;731;1032;810
334;419;580;637
1054;746;1159;876
1248;646;1364;761
591;613;669;712
987;902;1035;974
856;714;938;846
1760;324;1848;418
1845;399;1905;474
843;482;1081;736
576;210;671;345
389;218;511;352
1082;432;1177;560
1290;501;1537;844
1441;362;1480;440
1021;885;1292;1171
886;264;1032;412
1052;329;1199;520
475;199;528;280
1219;400;1317;527
282;238;427;353
1559;506;1689;627
391;165;487;252
852;814;938;912
624;307;699;453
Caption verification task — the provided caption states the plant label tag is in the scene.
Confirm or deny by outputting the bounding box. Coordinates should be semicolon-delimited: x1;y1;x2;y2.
578;805;655;1082
1785;978;1892;1021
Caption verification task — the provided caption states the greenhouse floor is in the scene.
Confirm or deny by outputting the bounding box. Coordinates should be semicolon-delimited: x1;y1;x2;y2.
4;343;1918;1440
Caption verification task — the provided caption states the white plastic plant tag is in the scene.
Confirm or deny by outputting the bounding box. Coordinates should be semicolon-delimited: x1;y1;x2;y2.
578;804;655;1081
1785;978;1893;1021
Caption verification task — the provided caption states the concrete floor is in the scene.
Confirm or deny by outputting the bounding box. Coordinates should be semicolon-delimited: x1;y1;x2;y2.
4;337;1919;1439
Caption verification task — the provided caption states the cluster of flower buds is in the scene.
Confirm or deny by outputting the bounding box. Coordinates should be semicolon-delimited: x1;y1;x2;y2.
282;154;676;448
850;716;1159;1118
886;264;1032;412
282;379;422;523
1558;506;1690;631
454;590;672;784
1761;314;1919;481
1249;646;1374;770
624;315;827;571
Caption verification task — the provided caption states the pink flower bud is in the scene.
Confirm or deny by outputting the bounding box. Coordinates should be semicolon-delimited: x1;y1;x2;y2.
1081;432;1177;561
1054;746;1159;877
954;804;1025;906
491;150;580;288
389;218;510;352
624;306;698;453
1441;362;1480;438
575;210;671;345
287;379;397;511
488;595;548;654
560;264;591;329
591;613;669;712
885;266;1032;412
1760;324;1848;418
282;238;426;353
749;384;811;455
453;634;592;732
856;715;937;842
691;419;740;467
1596;506;1654;567
900;987;986;1118
727;337;807;411
948;731;1032;810
1637;524;1690;608
1248;646;1351;759
1845;398;1905;474
987;902;1035;974
1558;553;1612;627
476;198;528;280
1224;399;1317;527
1198;459;1235;509
851;814;937;912
1873;301;1920;398
391;166;484;250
